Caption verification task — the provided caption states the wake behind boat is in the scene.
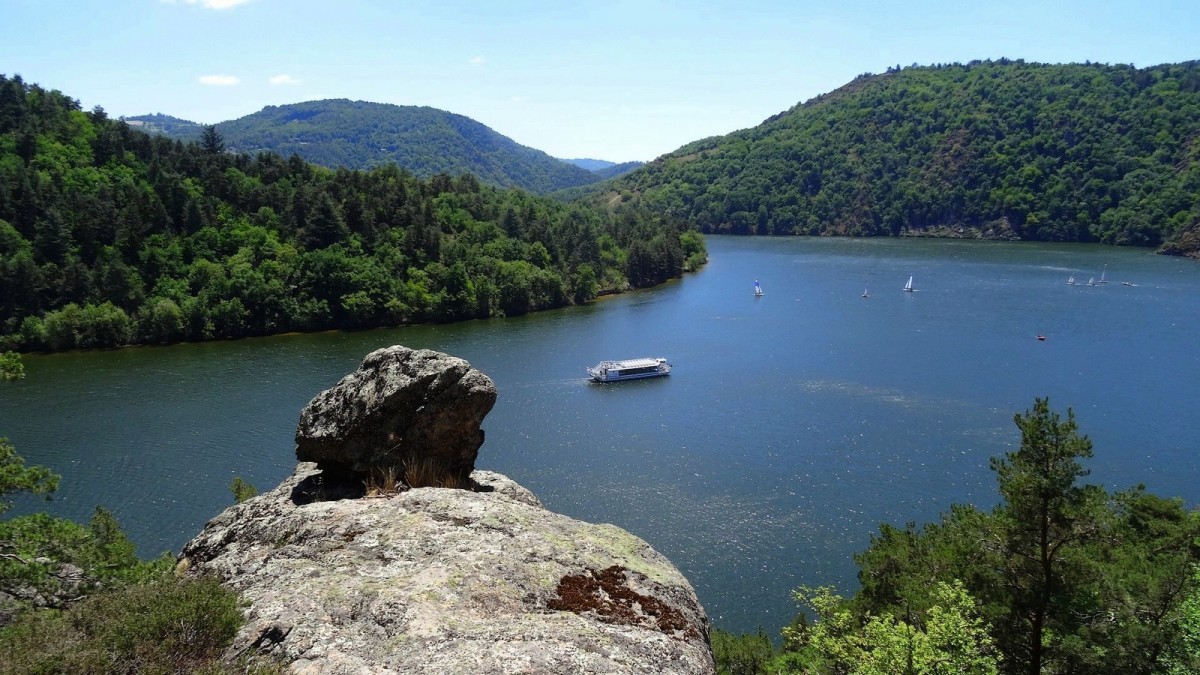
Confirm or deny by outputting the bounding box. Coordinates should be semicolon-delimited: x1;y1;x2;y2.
587;357;671;383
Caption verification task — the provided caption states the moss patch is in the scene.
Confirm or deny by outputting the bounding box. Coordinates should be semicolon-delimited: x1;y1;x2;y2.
547;566;698;640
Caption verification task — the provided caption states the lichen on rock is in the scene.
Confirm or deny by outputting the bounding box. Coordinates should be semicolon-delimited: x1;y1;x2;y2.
295;345;497;488
181;346;714;673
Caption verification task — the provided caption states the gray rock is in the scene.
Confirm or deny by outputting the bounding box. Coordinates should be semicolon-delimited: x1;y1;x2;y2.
295;346;497;483
180;464;713;674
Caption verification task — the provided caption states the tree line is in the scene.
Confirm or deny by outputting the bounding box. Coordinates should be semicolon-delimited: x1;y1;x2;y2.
0;74;706;353
607;60;1200;256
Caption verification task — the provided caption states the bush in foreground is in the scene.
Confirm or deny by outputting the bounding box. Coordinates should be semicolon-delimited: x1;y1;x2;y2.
0;574;266;674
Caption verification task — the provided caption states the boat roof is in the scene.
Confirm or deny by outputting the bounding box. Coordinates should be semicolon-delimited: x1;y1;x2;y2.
593;358;665;369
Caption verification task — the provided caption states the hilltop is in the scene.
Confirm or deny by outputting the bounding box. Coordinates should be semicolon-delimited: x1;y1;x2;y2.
603;60;1200;256
127;100;606;194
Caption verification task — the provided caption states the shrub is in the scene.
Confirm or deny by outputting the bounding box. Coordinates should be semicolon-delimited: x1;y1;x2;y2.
0;575;246;674
230;477;258;504
0;352;23;381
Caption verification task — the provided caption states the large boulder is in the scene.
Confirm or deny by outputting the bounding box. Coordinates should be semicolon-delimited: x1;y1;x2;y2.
180;465;714;674
295;346;496;483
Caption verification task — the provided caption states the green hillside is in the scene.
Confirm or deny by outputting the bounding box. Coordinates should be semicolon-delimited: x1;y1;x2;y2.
608;60;1200;256
593;160;644;180
562;158;615;171
127;100;603;195
0;75;704;353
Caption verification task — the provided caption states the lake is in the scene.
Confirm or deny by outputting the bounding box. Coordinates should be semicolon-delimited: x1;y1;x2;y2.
2;236;1198;636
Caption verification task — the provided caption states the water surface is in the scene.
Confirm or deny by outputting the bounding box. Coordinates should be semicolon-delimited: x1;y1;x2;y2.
2;236;1198;635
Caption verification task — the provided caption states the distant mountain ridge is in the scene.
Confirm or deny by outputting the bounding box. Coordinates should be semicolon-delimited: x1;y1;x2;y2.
559;157;644;179
561;158;615;171
593;161;645;180
126;100;618;194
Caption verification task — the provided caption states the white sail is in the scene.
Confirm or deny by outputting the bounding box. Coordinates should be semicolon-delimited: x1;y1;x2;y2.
754;279;763;296
903;276;914;292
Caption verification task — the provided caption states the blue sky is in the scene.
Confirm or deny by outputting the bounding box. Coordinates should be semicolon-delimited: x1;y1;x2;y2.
2;0;1197;161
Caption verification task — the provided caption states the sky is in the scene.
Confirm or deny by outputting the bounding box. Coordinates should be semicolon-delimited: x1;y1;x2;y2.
2;0;1198;162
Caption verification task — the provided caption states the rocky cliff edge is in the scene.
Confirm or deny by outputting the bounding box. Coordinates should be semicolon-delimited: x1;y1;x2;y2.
179;346;713;674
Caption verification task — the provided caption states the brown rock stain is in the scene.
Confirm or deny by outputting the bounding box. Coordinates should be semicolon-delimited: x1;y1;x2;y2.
547;565;699;640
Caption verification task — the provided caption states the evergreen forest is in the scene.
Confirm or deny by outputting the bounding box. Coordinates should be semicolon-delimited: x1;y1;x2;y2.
0;75;706;354
606;60;1200;257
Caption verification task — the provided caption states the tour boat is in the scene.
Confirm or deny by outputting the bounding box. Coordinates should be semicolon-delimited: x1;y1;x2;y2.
587;357;671;383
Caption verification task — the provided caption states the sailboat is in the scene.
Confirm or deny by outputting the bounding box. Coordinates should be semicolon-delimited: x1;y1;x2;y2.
903;276;915;292
862;286;870;299
1087;277;1096;287
754;279;763;297
1067;275;1076;285
1097;264;1108;285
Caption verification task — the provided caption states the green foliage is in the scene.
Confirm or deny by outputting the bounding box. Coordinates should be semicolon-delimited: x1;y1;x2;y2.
0;351;22;381
0;508;170;596
0;75;705;354
0;575;248;674
0;437;58;513
711;627;777;675
0;433;247;672
607;60;1200;255
988;398;1105;674
230;476;258;504
777;582;999;674
129;99;606;194
1165;565;1200;674
845;398;1200;674
200;124;224;154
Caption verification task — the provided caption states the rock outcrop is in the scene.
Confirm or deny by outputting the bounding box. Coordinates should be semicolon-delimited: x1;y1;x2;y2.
181;346;713;674
181;466;713;674
295;346;497;485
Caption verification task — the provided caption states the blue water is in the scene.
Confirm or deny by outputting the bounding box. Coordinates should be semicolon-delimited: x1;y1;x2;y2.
2;236;1198;635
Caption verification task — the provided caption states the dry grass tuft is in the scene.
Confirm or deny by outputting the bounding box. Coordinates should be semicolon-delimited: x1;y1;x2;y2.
364;466;401;497
402;458;471;490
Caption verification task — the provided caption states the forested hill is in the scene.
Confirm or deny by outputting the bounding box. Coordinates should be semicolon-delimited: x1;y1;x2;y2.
607;60;1200;256
0;75;705;353
561;158;645;179
126;100;603;194
593;160;645;180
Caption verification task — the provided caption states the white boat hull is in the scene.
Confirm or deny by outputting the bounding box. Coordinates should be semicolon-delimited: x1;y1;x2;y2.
587;357;671;383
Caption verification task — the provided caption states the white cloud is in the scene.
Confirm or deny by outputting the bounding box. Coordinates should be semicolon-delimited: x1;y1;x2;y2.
163;0;255;9
269;74;302;85
199;74;240;86
469;55;486;66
